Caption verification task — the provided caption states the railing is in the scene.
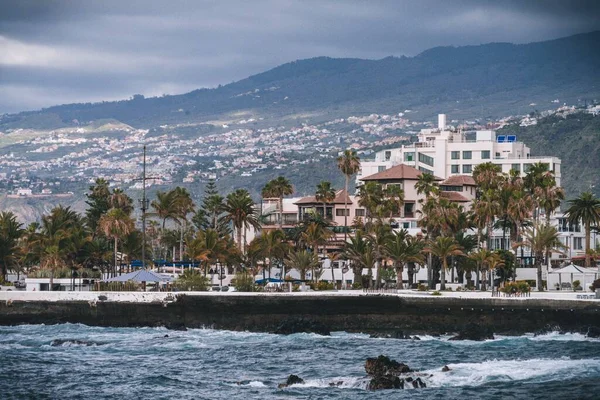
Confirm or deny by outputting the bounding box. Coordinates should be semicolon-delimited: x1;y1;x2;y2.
362;288;398;294
491;289;531;298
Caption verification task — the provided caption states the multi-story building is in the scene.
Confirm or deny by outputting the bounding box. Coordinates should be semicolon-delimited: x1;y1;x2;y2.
357;114;561;187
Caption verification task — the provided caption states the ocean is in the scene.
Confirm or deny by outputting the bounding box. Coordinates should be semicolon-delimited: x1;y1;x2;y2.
1;324;600;399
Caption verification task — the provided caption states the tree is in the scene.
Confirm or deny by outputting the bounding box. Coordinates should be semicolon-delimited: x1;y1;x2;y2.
518;223;566;291
110;188;134;215
507;184;534;266
300;222;331;280
202;180;225;230
285;250;319;281
0;212;24;282
173;187;195;261
384;184;405;220
343;230;374;287
223;189;261;253
468;248;493;290
315;181;336;220
565;192;600;268
473;189;501;250
262;176;294;229
98;208;134;276
384;230;424;289
367;222;392;289
186;229;227;276
337;149;361;241
473;162;502;191
251;229;289;280
424;236;464;291
415;172;439;198
358;181;384;224
85;178;111;235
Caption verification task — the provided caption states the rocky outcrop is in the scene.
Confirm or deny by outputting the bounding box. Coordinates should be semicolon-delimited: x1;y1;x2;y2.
586;326;600;338
441;365;451;372
365;355;412;376
367;375;404;390
278;374;304;388
365;355;424;390
449;323;494;341
369;330;420;340
273;317;330;336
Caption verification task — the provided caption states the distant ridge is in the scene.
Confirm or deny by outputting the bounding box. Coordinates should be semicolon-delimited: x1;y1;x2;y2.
2;31;599;130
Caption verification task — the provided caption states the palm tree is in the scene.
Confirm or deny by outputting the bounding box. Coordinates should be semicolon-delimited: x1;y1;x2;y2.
536;185;565;223
473;162;502;191
98;208;134;276
343;230;373;286
424;236;464;291
285;250;319;281
474;189;501;250
252;229;289;280
223;189;261;253
518;223;565;291
315;181;336;220
337;149;361;241
507;186;534;266
468;248;493;290
367;223;392;289
384;184;405;220
300;222;331;280
110;188;134;214
415;172;439;198
487;252;505;291
384;230;425;289
186;228;227;276
173;187;195;261
0;212;24;282
565;192;600;268
358;181;384;224
262;176;294;229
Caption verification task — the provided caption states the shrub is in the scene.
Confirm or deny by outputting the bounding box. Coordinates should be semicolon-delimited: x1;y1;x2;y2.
174;270;209;291
316;281;334;291
455;287;463;292
501;281;530;296
417;284;427;291
232;272;254;292
351;282;362;289
431;291;442;296
573;280;581;289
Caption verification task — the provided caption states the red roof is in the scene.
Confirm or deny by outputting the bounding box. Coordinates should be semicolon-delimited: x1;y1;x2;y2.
295;189;353;205
439;191;470;202
360;164;442;181
441;175;476;186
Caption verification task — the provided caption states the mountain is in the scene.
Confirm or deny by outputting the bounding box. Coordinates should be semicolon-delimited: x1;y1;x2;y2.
2;31;599;130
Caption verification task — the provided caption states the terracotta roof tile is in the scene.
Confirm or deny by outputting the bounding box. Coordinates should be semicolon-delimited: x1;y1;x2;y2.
360;164;442;181
441;175;476;186
295;189;353;205
439;191;470;202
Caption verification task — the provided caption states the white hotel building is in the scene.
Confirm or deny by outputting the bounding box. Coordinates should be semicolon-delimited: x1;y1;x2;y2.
357;114;561;186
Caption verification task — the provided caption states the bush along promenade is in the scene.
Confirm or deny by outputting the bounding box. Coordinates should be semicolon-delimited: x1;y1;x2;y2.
0;150;599;294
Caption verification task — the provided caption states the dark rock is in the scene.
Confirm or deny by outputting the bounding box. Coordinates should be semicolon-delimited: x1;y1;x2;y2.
449;323;494;341
441;365;451;372
586;326;600;338
369;330;412;339
405;377;413;383
412;336;421;340
164;322;188;331
163;334;169;338
365;355;412;376
411;377;426;388
367;375;404;390
278;374;304;388
97;295;108;301
273;318;330;336
50;339;102;347
328;381;344;387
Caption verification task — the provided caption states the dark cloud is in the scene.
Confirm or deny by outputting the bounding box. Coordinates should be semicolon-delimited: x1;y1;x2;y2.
1;0;599;114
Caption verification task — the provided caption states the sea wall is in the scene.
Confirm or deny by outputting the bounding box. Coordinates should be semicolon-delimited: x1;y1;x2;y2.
1;294;600;335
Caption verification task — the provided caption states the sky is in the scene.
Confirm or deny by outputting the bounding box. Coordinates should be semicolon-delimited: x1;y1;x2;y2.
1;0;599;114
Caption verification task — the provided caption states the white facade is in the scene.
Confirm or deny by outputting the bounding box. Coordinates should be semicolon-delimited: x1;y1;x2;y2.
357;114;561;187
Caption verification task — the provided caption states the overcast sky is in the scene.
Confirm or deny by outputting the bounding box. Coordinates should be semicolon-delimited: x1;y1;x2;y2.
1;0;599;114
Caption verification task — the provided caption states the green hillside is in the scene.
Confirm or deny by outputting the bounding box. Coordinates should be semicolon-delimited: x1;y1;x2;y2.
499;111;600;199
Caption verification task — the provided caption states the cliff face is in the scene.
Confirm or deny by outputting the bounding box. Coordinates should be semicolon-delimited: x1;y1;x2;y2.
1;295;599;335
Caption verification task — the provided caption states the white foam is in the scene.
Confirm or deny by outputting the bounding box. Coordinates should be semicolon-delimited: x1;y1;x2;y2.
290;376;368;390
425;358;600;388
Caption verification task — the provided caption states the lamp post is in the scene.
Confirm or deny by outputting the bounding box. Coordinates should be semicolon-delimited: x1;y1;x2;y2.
136;145;159;271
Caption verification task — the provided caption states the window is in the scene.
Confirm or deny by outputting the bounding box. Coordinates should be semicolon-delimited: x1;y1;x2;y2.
441;185;462;192
384;151;391;161
481;150;490;159
463;151;472;159
404;152;414;162
336;209;349;217
495;152;501;158
378;166;386;172
451;165;459;174
511;164;521;172
419;166;434;174
558;218;581;233
523;164;532;173
574;237;583;250
418;153;434;167
403;203;414;217
355;209;365;217
451;151;460;160
462;164;472;173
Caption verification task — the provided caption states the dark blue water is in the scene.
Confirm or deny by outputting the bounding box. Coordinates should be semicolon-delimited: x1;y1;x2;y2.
1;324;600;399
